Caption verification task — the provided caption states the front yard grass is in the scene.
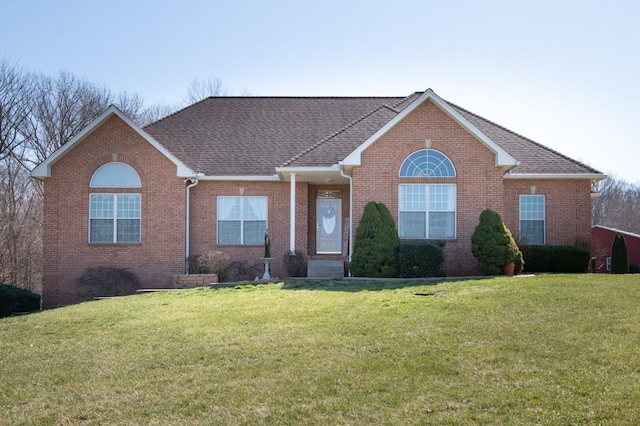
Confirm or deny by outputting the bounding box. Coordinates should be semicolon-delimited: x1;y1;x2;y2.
1;274;639;425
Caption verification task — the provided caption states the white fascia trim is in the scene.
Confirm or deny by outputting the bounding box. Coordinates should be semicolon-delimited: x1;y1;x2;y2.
31;105;194;179
197;175;281;181
275;165;341;174
342;89;519;168
504;173;607;180
592;225;640;239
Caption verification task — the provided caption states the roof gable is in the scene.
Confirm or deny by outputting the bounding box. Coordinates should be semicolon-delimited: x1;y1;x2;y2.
31;105;194;179
341;89;518;168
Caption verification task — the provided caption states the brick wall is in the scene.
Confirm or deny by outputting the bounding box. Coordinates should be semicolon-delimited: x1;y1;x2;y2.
188;180;309;279
41;116;186;307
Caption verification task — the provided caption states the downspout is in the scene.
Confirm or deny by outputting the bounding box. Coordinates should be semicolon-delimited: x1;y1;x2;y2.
185;178;199;274
339;166;353;277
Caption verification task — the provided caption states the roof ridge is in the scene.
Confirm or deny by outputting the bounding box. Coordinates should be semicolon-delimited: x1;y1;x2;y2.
449;101;602;174
280;103;400;167
202;95;407;100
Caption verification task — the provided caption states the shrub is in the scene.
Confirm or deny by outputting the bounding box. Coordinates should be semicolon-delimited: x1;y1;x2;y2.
0;283;40;318
193;251;231;281
471;209;523;275
283;250;307;277
521;245;591;273
611;234;629;274
350;202;400;277
520;245;552;272
399;240;446;278
77;267;141;298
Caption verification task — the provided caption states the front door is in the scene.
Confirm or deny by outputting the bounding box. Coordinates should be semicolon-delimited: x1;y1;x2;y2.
316;191;342;254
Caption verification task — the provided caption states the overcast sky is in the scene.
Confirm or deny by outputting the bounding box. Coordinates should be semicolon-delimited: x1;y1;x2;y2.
3;0;639;184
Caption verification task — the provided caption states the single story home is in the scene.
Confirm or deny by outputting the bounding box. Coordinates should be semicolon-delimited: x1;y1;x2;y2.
591;225;640;272
32;89;605;307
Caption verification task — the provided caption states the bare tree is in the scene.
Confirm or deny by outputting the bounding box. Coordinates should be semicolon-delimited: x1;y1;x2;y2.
138;102;183;127
0;59;33;161
0;151;42;291
183;77;229;104
592;175;640;234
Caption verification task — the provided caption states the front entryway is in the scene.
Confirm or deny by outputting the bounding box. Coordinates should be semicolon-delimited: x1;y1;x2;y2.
316;191;342;254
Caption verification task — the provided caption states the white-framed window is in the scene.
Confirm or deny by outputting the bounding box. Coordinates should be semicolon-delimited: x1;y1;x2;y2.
606;257;612;271
217;196;267;245
89;162;141;244
398;149;456;240
399;184;456;239
89;194;141;243
519;194;545;244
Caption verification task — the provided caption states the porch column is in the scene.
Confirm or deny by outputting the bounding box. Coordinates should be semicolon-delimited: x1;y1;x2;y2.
289;173;296;254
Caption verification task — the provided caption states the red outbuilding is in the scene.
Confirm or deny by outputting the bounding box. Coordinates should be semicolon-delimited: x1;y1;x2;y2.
591;225;640;272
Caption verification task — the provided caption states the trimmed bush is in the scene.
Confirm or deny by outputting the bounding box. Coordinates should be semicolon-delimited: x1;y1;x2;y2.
611;234;629;274
471;209;523;275
399;240;446;278
77;267;141;298
283;250;307;277
521;245;591;273
0;283;40;317
350;202;400;277
520;245;552;272
193;251;231;281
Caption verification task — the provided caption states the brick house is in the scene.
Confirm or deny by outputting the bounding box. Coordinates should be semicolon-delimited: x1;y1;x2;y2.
591;225;640;272
32;89;605;307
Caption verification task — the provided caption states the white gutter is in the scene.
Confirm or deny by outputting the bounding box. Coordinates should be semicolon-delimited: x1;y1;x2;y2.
185;178;200;274
503;173;607;180
339;166;353;277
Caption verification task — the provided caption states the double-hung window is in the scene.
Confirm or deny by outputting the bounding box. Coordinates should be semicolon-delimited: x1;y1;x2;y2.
89;162;142;244
399;184;456;239
89;194;141;243
519;194;545;244
217;196;267;245
398;149;457;240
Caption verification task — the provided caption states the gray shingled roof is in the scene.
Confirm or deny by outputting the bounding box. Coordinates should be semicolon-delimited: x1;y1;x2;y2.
145;97;405;176
144;93;601;177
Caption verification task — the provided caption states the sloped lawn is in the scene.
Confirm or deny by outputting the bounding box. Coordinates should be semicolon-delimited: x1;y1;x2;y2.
1;274;639;425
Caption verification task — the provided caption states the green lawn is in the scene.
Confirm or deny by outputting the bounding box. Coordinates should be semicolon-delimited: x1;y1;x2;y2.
1;275;639;425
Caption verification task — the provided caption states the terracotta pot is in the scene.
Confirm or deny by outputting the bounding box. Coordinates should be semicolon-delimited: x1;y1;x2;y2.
502;262;515;276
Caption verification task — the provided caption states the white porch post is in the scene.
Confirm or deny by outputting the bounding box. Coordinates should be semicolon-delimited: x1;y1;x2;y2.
289;173;296;254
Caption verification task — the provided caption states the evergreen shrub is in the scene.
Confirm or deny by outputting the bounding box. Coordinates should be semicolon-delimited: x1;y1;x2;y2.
471;209;523;275
399;240;446;278
520;245;591;273
0;283;40;317
611;234;629;274
350;202;400;277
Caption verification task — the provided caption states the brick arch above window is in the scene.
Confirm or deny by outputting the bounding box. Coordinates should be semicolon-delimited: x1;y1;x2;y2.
399;149;456;178
90;162;141;188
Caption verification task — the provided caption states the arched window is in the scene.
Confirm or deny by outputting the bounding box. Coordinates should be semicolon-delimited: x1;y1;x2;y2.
398;149;456;239
90;162;141;188
89;162;141;244
399;149;456;177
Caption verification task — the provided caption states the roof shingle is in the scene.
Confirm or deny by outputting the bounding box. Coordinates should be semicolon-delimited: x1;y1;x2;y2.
143;93;602;177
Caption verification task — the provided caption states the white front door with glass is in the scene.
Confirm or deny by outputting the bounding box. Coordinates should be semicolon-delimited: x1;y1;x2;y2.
316;191;342;254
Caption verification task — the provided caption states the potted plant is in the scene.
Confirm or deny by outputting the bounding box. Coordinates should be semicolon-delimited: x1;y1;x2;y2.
471;209;524;276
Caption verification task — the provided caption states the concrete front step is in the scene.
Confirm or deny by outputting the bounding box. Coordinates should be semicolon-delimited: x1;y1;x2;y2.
307;260;345;278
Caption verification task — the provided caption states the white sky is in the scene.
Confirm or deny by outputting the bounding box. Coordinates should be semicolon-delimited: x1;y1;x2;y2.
3;0;639;184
